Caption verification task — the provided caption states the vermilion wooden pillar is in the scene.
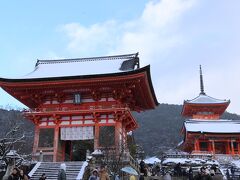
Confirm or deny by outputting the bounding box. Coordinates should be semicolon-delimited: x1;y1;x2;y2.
226;141;230;154
211;141;215;154
238;142;240;155
53;125;60;162
33;125;40;157
115;121;121;150
94;123;99;149
207;142;211;152
231;141;235;155
194;139;200;152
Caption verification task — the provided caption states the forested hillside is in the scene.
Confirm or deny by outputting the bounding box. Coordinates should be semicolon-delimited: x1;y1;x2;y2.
0;104;240;156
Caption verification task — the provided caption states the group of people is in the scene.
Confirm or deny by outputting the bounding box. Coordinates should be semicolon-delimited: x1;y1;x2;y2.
8;167;29;180
8;163;111;180
192;166;222;180
139;160;224;180
140;160;162;177
88;165;110;180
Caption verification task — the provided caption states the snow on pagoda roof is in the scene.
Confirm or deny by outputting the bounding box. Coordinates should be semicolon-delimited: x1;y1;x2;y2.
17;53;140;79
184;119;240;134
185;94;229;104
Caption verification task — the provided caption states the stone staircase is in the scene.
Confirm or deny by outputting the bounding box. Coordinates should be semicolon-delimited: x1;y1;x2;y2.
29;161;86;180
214;155;240;179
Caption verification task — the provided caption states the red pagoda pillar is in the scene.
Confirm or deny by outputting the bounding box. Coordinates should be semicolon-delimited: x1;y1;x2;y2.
94;123;99;149
33;125;40;158
194;139;200;152
53;124;60;162
230;140;235;155
226;140;230;154
238;142;240;154
115;121;121;149
211;141;215;154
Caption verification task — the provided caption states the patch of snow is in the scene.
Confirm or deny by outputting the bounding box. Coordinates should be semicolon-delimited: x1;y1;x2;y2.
177;140;184;146
144;156;161;164
86;156;93;161
6;150;17;156
8;54;139;79
92;149;103;155
127;131;132;136
231;160;240;168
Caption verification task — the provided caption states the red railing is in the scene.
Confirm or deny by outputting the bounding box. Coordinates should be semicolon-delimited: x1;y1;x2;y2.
23;104;129;114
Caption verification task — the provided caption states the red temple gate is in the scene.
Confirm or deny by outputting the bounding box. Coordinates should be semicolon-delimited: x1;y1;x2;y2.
0;53;158;162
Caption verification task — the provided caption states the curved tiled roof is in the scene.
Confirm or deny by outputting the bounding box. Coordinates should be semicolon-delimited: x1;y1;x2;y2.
18;53;139;79
0;53;159;108
185;94;230;104
184;119;240;133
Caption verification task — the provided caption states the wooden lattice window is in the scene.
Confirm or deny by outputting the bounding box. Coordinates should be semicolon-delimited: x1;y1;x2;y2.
99;126;115;147
38;128;54;147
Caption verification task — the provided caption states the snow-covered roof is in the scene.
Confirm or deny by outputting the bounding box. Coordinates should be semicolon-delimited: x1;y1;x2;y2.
16;53;139;79
144;156;161;164
184;119;240;134
185;94;229;104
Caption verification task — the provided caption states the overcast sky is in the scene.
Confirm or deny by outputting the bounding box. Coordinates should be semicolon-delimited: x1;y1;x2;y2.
0;0;240;114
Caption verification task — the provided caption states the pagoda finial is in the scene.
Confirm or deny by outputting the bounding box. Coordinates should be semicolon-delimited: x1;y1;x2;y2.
199;65;206;95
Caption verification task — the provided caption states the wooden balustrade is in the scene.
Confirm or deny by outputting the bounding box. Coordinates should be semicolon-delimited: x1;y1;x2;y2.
23;104;128;114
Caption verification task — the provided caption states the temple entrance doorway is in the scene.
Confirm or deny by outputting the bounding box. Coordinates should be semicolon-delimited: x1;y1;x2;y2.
64;140;94;161
61;126;94;161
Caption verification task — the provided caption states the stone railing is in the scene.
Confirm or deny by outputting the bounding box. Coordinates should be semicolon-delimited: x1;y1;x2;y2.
164;152;213;160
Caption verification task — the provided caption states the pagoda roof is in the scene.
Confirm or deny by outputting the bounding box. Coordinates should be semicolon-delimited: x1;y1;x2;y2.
184;119;240;134
182;66;230;117
182;94;230;117
184;94;230;105
9;53;140;80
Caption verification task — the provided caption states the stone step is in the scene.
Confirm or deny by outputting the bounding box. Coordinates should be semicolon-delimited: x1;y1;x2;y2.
29;161;86;180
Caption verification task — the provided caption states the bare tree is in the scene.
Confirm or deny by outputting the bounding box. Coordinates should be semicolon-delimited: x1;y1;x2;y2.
98;127;138;178
0;125;25;163
0;110;33;179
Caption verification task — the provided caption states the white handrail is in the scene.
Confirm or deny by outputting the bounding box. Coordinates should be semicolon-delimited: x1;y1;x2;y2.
76;161;88;180
28;162;41;177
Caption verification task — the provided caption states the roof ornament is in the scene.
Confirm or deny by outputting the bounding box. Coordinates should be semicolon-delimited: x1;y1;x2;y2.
119;52;139;71
199;65;206;95
35;53;139;67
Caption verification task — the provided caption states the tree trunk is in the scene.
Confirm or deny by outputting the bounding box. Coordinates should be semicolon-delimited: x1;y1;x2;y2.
3;164;14;180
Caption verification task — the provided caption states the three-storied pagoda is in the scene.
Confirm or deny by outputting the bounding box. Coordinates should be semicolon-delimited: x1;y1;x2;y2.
0;53;158;162
180;66;240;155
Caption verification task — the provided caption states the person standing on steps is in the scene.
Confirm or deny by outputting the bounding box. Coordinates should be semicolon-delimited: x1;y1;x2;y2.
89;169;99;180
8;168;19;180
39;173;47;180
58;163;67;180
99;165;110;180
19;169;29;180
